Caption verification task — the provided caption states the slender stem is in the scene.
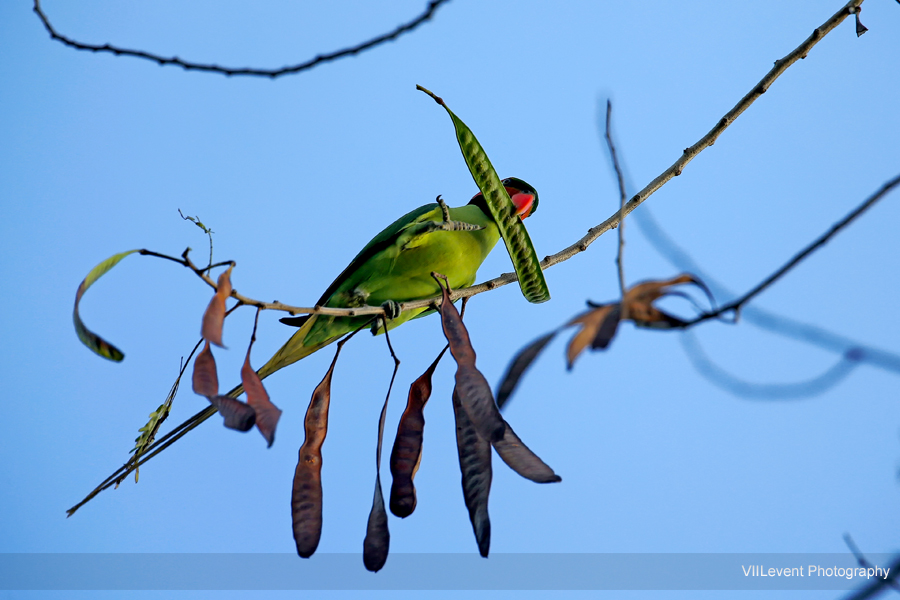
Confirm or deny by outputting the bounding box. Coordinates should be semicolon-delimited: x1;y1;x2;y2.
690;172;900;324
33;0;450;79
843;533;900;595
604;100;629;314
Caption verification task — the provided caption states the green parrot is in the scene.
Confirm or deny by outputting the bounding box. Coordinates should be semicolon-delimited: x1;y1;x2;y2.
255;177;539;381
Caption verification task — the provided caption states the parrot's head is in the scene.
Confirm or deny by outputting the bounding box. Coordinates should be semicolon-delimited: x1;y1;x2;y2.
468;177;539;220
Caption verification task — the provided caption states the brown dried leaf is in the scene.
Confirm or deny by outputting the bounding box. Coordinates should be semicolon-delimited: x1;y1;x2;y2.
241;350;282;448
436;278;506;443
452;387;492;557
496;331;558;410
492;422;561;484
201;265;233;347
292;349;338;559
191;341;218;397
208;395;256;431
389;348;446;518
623;274;709;329
565;303;621;369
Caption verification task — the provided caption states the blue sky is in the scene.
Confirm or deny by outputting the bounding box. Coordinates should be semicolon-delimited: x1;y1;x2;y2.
1;1;899;598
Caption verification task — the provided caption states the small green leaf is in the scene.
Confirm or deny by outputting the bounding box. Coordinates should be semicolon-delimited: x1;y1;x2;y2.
417;85;550;304
73;250;138;361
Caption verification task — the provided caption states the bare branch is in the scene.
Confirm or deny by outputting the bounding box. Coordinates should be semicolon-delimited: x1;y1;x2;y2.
137;247;401;320
604;100;629;314
690;172;900;324
33;0;450;79
633;205;900;375
842;533;900;599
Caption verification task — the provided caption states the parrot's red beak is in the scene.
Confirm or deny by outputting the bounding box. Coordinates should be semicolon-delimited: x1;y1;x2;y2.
510;192;535;220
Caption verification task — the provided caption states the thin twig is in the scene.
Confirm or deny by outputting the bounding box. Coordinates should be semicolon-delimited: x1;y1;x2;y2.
633;205;900;374
66;339;204;516
844;534;900;594
178;210;215;272
842;533;900;599
33;0;450;79
137;247;407;319
689;172;900;325
604;100;629;315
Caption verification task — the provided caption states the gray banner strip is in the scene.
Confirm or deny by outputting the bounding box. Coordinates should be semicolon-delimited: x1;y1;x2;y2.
1;553;896;590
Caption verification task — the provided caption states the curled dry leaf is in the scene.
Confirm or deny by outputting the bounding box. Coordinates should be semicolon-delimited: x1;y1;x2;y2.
201;265;233;347
73;249;138;361
208;395;256;432
241;350;281;448
192;341;255;431
452;387;492;557
496;331;557;409
191;341;219;397
389;348;446;518
566;303;621;370
623;274;712;329
496;273;714;408
292;349;339;559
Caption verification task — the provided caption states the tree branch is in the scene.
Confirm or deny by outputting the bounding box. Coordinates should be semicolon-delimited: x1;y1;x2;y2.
689;172;900;325
632;206;900;375
604;100;629;315
33;0;450;79
842;533;900;599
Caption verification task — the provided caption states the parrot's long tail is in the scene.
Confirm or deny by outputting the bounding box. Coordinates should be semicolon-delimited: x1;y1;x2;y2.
254;315;338;383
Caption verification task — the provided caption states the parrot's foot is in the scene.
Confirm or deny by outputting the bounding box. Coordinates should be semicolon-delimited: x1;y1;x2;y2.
380;300;401;320
435;195;485;232
436;195;452;222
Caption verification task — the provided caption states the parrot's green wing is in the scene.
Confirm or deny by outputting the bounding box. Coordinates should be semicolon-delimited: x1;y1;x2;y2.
315;202;440;305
